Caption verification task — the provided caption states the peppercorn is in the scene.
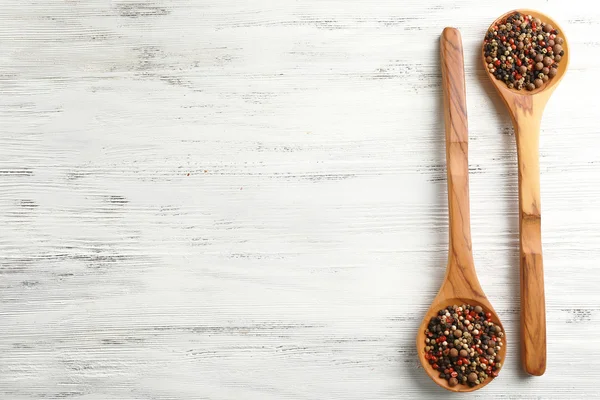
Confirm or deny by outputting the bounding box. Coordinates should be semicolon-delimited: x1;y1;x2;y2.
553;44;562;54
467;372;478;383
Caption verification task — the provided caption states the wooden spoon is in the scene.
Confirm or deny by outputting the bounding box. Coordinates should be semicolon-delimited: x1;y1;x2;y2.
482;10;569;376
416;27;506;392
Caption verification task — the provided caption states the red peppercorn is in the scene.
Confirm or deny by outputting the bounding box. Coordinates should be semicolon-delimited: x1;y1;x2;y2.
480;357;488;364
485;312;492;319
477;348;483;355
457;360;462;366
516;73;522;80
532;22;537;29
511;44;516;50
509;38;514;44
433;363;439;370
516;59;522;66
425;353;431;360
492;371;499;377
451;371;458;378
547;46;553;52
501;35;506;41
539;41;545;46
550;34;556;40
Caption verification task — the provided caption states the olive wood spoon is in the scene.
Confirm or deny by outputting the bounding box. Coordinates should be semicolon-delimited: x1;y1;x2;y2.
482;10;569;376
416;28;506;392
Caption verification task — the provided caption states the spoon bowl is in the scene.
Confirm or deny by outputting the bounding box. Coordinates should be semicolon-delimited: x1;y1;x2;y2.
416;28;506;392
483;9;569;98
482;10;569;376
417;298;506;392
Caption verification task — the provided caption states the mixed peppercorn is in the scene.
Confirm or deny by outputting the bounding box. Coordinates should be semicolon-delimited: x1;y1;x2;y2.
424;304;504;388
484;12;564;91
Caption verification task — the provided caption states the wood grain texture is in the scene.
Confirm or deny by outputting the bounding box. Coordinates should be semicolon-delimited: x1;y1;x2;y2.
1;1;599;399
416;27;506;392
483;9;570;376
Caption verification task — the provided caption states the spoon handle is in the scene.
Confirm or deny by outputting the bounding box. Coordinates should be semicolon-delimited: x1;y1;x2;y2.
440;28;475;271
515;116;546;376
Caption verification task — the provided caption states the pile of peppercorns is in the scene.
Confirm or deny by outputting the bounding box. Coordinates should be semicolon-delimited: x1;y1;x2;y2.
484;12;564;91
424;304;504;388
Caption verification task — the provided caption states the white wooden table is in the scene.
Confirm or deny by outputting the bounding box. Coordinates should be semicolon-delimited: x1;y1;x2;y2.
1;1;599;399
